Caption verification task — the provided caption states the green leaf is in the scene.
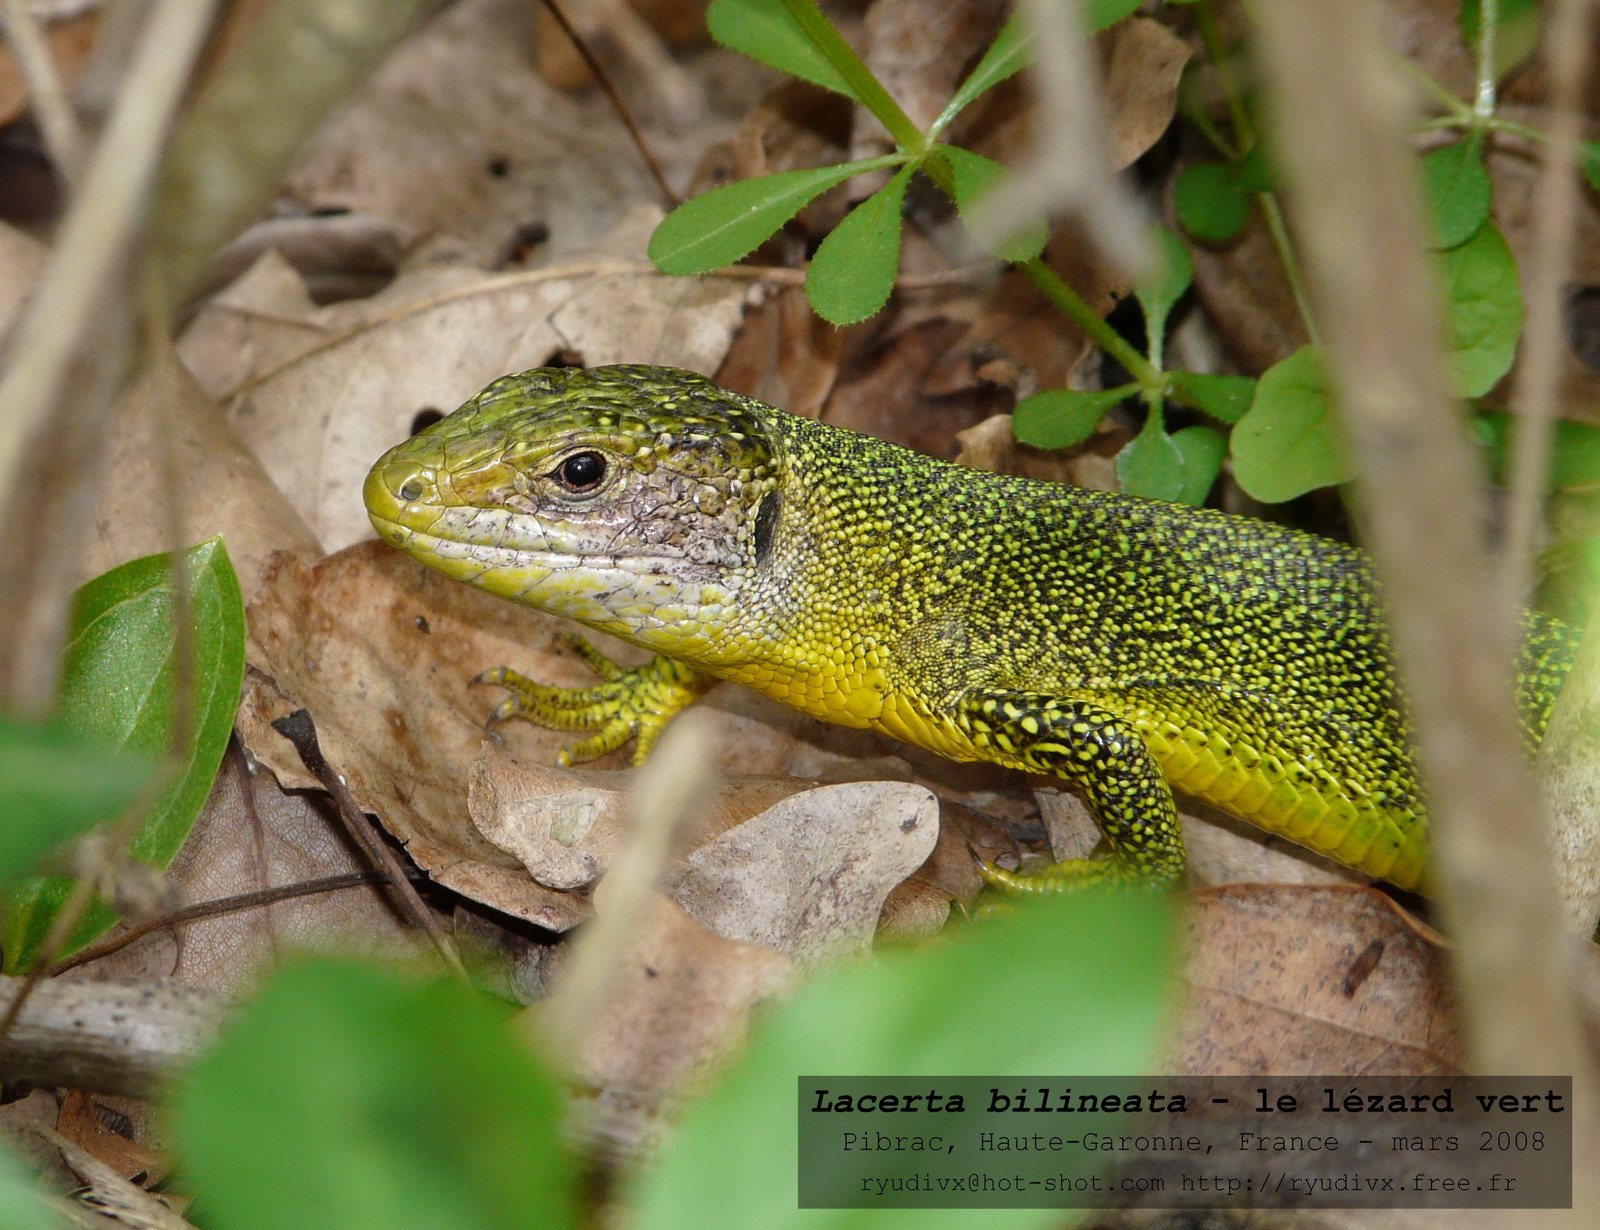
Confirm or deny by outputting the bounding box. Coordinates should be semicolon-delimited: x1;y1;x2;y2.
0;1146;61;1230
1134;226;1194;352
933;14;1028;135
1012;385;1135;449
707;0;861;101
1421;141;1491;249
1116;416;1186;501
633;892;1174;1230
1171;425;1227;506
649;159;900;276
3;538;245;973
1169;371;1256;423
1442;220;1523;398
1583;142;1600;195
1174;162;1249;243
0;720;152;884
1475;411;1600;491
175;961;577;1230
806;165;914;325
1460;0;1543;80
1231;345;1351;502
1084;0;1144;32
936;145;1047;262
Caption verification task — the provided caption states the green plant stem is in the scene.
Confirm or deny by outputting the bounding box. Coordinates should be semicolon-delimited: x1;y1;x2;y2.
1259;194;1322;346
778;0;925;154
1197;0;1320;345
1195;0;1254;145
1019;257;1160;385
1474;0;1499;123
1393;51;1475;123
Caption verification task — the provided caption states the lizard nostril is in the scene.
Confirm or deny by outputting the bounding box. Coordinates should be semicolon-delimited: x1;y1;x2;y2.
399;478;425;501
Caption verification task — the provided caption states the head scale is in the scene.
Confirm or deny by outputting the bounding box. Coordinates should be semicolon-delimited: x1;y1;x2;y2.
364;365;785;656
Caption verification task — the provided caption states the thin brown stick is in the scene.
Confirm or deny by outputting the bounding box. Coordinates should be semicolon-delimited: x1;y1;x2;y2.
1499;0;1599;612
1249;14;1598;1219
537;0;677;207
44;871;389;976
271;709;468;980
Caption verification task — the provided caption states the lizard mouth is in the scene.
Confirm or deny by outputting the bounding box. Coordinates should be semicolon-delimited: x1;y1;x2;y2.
366;510;701;580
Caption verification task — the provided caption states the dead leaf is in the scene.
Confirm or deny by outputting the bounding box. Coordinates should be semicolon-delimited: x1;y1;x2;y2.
80;344;321;597
1101;17;1193;172
671;781;940;967
281;0;684;267
55;1091;165;1186
177;207;753;552
468;743;811;890
1173;884;1464;1075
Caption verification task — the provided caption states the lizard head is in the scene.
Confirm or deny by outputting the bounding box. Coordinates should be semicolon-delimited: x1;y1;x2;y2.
364;365;786;653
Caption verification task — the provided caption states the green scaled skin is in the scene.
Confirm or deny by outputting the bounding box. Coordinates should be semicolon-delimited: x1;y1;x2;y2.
364;364;1576;890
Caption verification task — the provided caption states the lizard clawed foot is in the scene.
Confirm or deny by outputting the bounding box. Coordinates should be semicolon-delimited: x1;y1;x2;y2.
477;635;712;766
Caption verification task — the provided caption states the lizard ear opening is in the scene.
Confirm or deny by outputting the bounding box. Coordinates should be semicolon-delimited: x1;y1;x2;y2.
753;489;782;565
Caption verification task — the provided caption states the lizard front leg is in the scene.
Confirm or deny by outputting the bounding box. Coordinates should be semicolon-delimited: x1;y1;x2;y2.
959;691;1185;890
480;634;715;766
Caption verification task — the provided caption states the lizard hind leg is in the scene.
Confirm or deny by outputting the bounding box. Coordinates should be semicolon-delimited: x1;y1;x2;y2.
959;690;1186;891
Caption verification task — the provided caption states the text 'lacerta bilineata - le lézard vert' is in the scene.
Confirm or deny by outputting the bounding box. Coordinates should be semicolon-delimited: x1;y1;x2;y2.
363;364;1577;892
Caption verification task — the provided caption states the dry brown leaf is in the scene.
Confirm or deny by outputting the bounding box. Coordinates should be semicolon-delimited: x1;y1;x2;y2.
1173;884;1464;1076
468;743;811;890
279;0;685;267
54;1090;165;1186
716;283;843;419
671;781;939;967
239;544;596;931
953;411;1124;491
177;208;753;551
72;748;429;996
80;344;322;597
1102;17;1194;170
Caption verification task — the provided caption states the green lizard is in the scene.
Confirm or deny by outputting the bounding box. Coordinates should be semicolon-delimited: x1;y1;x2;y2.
363;364;1576;891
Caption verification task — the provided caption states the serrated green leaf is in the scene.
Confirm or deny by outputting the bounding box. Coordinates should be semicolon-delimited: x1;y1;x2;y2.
649;158;899;276
1012;385;1135;449
1174;162;1249;242
1117;417;1186;501
1421;142;1491;249
932;14;1028;136
1460;0;1543;80
3;537;245;972
1442;220;1523;398
1230;345;1351;502
807;165;915;325
707;0;861;101
634;892;1173;1230
0;1146;61;1230
1171;425;1227;506
175;961;577;1230
1169;371;1256;423
936;145;1047;262
1135;226;1194;352
0;720;153;884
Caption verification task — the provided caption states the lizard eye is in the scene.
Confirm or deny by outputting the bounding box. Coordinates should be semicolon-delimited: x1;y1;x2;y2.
554;450;607;493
